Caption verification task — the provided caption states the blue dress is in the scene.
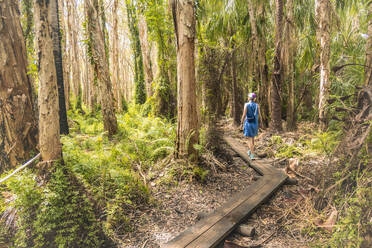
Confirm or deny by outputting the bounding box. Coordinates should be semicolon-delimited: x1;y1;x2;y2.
243;101;259;137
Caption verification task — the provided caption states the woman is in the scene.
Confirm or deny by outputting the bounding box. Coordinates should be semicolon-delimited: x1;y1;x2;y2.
240;93;259;160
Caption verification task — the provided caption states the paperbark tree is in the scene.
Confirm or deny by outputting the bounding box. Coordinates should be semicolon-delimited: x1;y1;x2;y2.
138;13;154;98
270;0;284;132
172;0;199;159
126;0;146;105
60;0;71;111
248;0;269;128
230;49;240;125
364;4;372;87
85;0;118;136
50;0;69;135
0;0;38;172
70;0;82;110
111;0;122;110
284;0;296;130
34;0;63;163
315;0;331;130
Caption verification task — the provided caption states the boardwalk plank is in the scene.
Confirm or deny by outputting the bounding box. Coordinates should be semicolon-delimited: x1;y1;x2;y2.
186;174;287;248
162;178;268;248
162;135;288;248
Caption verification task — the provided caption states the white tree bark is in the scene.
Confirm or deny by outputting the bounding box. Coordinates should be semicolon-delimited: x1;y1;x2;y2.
34;0;62;161
174;0;199;159
316;0;331;130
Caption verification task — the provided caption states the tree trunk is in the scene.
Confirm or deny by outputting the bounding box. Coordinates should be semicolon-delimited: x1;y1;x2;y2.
364;5;372;87
111;0;121;110
58;0;70;111
138;14;154;98
250;1;269;128
85;0;118;136
270;0;284;132
230;50;240;125
0;0;38;172
284;0;296;131
62;12;71;111
126;1;146;105
71;0;82;110
50;0;69;135
316;0;331;131
34;0;63;163
173;0;199;160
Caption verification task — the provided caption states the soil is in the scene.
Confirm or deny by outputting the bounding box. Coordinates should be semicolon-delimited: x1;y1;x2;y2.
122;119;327;248
121;120;258;248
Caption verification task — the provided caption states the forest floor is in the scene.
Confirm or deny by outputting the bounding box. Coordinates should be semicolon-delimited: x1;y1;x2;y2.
122;119;331;248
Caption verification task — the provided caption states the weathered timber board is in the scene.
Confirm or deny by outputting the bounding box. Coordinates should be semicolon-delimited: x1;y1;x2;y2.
222;135;279;176
162;135;288;248
185;174;287;248
162;178;268;248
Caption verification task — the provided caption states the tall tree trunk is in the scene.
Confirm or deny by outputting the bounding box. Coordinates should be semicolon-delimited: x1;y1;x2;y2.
230;50;240;125
284;0;296;130
60;0;70;111
126;1;146;105
50;0;69;135
111;0;121;110
34;0;63;163
138;14;154;98
71;0;82;110
173;0;199;160
364;5;372;87
85;0;118;136
316;0;331;131
250;0;269;128
270;0;284;132
0;0;38;172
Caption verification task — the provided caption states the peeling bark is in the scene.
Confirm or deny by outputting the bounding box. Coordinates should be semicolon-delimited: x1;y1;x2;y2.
34;0;62;162
138;14;154;98
173;0;199;160
0;0;38;172
85;0;118;136
316;0;331;130
284;0;296;131
111;0;121;110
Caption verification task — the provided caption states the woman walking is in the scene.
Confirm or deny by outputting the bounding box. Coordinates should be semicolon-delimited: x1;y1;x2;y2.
240;93;259;160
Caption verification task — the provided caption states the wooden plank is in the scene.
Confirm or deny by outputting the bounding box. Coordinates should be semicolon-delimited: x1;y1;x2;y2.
222;135;282;176
162;178;268;248
162;135;288;248
186;174;287;248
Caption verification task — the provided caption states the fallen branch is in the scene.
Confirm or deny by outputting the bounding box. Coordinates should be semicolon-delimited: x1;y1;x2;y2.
0;153;41;184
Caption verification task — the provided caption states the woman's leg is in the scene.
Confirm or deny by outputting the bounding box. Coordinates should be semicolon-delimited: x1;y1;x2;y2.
248;137;253;154
251;137;255;154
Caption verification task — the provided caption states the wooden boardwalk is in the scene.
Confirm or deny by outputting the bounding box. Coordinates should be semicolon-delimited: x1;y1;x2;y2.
162;135;288;248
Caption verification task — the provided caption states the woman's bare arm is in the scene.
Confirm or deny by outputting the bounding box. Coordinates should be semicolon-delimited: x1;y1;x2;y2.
240;104;247;125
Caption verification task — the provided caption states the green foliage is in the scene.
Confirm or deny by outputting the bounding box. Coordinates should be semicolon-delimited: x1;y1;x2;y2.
268;130;341;159
0;166;105;248
121;97;129;113
0;106;176;246
192;166;210;182
62;106;175;235
126;0;147;105
327;156;372;247
307;131;341;157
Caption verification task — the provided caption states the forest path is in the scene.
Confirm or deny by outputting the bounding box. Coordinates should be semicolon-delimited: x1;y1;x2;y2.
214;120;324;248
124;120;321;248
161;133;288;248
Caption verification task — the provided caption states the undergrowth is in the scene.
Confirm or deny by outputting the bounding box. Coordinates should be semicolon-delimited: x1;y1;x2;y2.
267;124;371;247
0;105;177;247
